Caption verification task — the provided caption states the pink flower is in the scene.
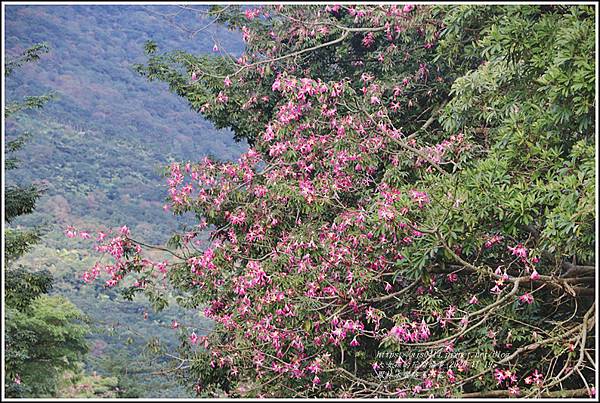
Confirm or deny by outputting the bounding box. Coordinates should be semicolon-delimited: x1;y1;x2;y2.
531;369;544;386
171;320;179;329
224;76;232;87
447;369;456;383
350;336;360;347
484;234;503;248
494;368;506;384
418;319;430;340
244;8;260;20
409;190;430;208
372;362;380;371
65;226;77;238
469;295;478;304
14;374;21;385
378;206;395;221
216;91;229;104
191;72;198;81
362;32;375;48
403;4;415;13
271;78;281;92
189;332;198;345
213;44;219;52
530;269;541;281
518;292;534;304
325;5;340;13
508;243;528;259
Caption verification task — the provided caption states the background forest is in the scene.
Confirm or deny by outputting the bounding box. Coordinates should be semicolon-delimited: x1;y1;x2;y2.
4;5;243;397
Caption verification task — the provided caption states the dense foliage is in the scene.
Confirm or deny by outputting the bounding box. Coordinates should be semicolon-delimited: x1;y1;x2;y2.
64;3;600;398
4;45;90;398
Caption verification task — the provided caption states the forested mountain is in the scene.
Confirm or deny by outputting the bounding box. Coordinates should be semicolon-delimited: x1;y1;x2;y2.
5;5;245;242
4;5;245;397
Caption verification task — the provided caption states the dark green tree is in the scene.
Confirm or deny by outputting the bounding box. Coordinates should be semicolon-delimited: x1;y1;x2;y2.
4;43;90;398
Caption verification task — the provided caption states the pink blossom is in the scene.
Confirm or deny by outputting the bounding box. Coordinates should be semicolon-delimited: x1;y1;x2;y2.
119;225;130;236
494;368;506;384
409;190;430;208
65;226;77;238
244;8;260;20
360;72;374;83
189;332;198;345
508;243;528;259
447;369;456;383
508;386;520;396
518;292;534;304
271;78;281;92
241;26;251;42
362;32;375;48
484;234;503;248
378;205;395;221
418;319;430;340
325;5;341;13
216;91;229;104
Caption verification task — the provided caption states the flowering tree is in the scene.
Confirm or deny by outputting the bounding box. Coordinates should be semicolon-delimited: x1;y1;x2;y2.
72;4;595;398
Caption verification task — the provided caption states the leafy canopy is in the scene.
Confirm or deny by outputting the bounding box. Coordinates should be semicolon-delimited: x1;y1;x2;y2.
74;4;595;399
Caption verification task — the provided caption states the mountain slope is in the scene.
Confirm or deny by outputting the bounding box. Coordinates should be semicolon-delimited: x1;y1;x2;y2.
4;5;245;397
